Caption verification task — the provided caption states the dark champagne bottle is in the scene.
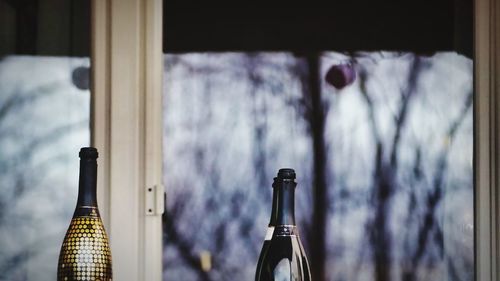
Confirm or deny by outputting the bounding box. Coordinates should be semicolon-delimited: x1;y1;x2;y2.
255;168;311;281
57;147;112;281
255;173;279;278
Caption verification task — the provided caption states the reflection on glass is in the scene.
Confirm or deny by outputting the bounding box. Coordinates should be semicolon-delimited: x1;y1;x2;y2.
274;259;291;281
162;52;473;281
0;56;90;281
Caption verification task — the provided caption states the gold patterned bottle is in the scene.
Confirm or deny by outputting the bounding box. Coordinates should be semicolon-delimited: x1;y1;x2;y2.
57;147;112;281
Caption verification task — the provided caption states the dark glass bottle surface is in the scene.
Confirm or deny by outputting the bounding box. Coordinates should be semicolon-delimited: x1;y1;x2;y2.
255;169;311;281
255;173;279;279
57;147;112;281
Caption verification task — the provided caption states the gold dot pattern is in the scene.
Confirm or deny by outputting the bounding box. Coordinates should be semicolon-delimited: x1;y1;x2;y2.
57;216;112;281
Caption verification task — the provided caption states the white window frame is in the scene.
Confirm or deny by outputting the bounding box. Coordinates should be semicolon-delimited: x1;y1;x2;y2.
90;0;163;280
89;0;499;280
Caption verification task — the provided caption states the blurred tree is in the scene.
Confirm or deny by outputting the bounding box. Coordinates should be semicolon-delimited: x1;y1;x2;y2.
162;52;473;281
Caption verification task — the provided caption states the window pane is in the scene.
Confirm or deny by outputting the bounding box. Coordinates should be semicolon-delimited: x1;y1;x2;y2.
162;52;473;281
0;56;90;280
0;1;90;279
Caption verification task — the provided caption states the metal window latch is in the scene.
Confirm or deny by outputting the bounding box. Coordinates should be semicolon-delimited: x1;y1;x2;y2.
145;184;165;216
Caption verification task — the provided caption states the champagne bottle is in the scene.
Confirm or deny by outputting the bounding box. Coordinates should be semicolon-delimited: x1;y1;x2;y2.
255;173;279;278
57;147;112;281
255;168;311;281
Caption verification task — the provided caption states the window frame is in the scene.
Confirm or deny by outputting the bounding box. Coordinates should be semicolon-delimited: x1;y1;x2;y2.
474;0;500;279
90;0;163;280
90;0;499;280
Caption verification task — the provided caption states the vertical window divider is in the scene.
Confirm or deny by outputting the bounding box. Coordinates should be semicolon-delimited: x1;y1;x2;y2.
90;0;163;280
475;0;500;280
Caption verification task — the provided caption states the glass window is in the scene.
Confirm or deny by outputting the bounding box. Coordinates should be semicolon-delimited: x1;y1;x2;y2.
162;51;473;281
0;1;90;280
163;2;474;281
0;56;90;280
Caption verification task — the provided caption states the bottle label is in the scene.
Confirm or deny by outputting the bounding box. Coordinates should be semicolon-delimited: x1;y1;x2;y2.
58;211;112;280
73;206;100;218
274;225;299;237
265;226;275;240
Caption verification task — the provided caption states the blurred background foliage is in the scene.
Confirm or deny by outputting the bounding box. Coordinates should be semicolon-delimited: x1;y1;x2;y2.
0;56;90;281
162;51;473;281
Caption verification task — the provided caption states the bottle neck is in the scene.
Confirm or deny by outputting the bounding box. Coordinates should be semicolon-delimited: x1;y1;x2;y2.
76;158;98;207
272;179;296;226
268;185;278;226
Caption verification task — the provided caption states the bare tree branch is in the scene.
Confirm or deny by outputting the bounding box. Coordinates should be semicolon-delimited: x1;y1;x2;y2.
402;90;473;281
359;55;423;281
163;209;213;281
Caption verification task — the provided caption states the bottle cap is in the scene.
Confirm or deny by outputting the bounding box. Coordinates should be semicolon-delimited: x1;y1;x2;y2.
79;147;99;159
277;168;296;180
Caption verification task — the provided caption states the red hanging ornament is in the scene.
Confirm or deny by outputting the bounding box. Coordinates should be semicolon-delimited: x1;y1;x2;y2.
325;64;356;90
